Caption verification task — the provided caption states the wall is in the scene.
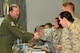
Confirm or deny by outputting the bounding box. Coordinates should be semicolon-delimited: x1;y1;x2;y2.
26;0;63;33
63;0;80;18
1;0;79;33
0;17;4;25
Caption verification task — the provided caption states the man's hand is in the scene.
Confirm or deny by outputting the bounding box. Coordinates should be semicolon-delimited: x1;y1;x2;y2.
29;32;40;45
33;32;40;39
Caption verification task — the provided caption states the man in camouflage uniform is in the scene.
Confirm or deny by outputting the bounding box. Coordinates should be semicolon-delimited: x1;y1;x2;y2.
41;18;63;53
0;4;38;53
46;28;62;53
59;11;80;53
62;2;80;23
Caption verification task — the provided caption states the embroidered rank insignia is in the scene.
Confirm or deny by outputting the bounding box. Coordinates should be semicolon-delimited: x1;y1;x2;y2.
10;22;15;26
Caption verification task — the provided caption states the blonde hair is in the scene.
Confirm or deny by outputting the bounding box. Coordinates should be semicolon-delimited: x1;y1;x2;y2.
63;2;75;12
9;4;19;11
34;26;44;32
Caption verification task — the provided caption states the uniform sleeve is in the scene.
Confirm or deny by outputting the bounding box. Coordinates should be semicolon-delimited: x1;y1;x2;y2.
70;25;80;53
4;21;33;42
61;28;73;53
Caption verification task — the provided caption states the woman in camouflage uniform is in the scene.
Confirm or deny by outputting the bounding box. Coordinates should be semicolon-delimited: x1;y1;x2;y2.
59;11;80;53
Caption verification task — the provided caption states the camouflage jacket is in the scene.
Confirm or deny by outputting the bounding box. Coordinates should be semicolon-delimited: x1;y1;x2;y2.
61;18;80;53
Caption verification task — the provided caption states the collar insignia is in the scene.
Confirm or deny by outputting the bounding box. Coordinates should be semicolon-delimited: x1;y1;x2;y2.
10;22;15;26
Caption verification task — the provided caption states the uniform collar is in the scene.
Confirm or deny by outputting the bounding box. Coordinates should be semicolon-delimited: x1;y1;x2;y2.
7;14;18;24
8;14;18;21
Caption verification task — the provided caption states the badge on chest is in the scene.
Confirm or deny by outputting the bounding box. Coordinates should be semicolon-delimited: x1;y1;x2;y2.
10;22;15;26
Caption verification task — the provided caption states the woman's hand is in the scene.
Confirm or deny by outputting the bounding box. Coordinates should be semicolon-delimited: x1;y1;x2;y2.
57;45;62;51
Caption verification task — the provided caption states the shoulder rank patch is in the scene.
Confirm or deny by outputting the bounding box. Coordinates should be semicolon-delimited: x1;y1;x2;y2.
10;22;15;26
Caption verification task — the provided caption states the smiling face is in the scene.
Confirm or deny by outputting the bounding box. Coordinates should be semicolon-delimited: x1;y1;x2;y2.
10;7;20;19
59;11;74;29
59;16;67;28
53;19;59;29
